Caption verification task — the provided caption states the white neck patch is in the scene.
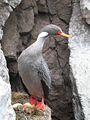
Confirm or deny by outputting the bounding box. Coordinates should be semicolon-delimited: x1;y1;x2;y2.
38;32;48;38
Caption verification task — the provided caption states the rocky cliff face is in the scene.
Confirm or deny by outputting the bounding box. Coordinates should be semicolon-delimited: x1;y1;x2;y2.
0;49;15;120
80;0;90;24
1;0;74;120
69;0;90;119
0;0;22;120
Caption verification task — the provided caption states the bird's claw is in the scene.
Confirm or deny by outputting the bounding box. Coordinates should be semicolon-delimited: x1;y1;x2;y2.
29;96;45;111
36;102;45;111
36;96;44;111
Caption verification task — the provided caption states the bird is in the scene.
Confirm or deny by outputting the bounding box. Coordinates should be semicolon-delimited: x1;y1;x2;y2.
18;24;72;111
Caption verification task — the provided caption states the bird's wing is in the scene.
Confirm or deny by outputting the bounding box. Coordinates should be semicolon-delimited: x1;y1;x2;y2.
35;57;51;90
35;57;51;98
18;57;44;97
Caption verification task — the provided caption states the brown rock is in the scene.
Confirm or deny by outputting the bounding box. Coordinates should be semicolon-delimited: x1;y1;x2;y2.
20;0;38;15
2;12;19;59
47;0;72;23
31;14;50;40
56;0;72;24
47;0;57;15
37;0;48;13
16;9;34;33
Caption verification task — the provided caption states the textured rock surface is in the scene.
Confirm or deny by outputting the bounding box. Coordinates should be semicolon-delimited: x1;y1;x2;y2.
69;0;90;120
12;92;51;120
16;106;51;120
0;0;22;40
80;0;90;24
2;0;74;120
0;0;22;120
0;49;15;120
6;0;21;8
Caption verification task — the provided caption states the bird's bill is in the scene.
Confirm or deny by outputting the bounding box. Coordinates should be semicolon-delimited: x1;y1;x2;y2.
56;32;72;38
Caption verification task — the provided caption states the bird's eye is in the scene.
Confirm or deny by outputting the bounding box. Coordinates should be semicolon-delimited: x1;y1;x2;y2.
56;31;62;35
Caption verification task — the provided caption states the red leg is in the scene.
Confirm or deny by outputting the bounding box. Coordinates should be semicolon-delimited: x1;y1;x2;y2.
29;96;37;105
36;96;45;111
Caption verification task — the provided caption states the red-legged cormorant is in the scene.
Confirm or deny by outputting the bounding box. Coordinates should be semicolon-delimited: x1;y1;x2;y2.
18;24;72;111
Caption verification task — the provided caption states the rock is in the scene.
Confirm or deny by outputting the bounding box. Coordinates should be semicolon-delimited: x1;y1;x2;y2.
7;0;21;8
0;0;22;120
16;8;34;33
0;29;3;40
0;0;22;30
12;92;51;120
80;0;90;24
0;49;16;120
20;0;37;10
20;0;38;15
47;0;72;23
69;1;90;120
0;50;9;83
47;0;57;15
31;14;50;40
51;15;68;33
55;0;72;24
12;103;23;110
2;12;20;59
37;0;48;13
0;1;12;40
16;105;51;120
2;0;35;58
15;0;35;33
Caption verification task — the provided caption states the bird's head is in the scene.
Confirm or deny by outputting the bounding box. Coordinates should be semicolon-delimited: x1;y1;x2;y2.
41;24;72;38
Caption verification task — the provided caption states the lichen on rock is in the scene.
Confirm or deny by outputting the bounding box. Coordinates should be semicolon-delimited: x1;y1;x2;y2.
12;92;51;120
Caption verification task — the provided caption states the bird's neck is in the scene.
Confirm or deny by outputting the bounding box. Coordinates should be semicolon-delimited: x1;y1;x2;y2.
35;37;46;53
35;32;48;52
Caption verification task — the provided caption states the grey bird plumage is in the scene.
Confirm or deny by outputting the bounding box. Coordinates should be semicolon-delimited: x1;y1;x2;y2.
18;24;65;99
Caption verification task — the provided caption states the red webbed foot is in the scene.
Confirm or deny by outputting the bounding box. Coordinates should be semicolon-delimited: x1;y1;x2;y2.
29;96;37;105
36;96;45;111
